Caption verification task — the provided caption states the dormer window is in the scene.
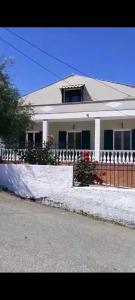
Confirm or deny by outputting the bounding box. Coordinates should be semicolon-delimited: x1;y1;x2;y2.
61;84;84;103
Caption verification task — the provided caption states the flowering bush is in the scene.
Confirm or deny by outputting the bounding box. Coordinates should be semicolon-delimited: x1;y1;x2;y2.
74;151;106;186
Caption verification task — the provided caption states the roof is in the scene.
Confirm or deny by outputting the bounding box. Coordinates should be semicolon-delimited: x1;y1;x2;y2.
23;74;135;106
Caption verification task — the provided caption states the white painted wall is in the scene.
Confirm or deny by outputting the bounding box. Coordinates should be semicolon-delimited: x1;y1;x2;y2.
1;164;135;226
0;165;73;198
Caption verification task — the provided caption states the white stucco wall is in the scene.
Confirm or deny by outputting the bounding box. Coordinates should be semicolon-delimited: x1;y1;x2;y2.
1;164;135;226
0;164;73;198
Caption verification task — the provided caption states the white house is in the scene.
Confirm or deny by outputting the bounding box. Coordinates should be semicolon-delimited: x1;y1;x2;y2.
22;74;135;163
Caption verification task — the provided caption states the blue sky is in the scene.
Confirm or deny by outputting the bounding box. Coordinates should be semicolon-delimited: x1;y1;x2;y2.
0;27;135;95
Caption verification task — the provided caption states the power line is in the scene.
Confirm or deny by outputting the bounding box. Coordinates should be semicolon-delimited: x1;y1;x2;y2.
3;27;135;99
0;35;72;86
4;28;79;71
0;32;133;119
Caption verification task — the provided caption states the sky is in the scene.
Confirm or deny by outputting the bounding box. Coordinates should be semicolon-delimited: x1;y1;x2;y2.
0;27;135;96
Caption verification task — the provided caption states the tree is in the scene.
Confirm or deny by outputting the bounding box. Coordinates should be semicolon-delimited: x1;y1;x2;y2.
0;57;33;147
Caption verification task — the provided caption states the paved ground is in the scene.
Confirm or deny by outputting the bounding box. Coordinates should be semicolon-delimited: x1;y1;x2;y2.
0;191;135;272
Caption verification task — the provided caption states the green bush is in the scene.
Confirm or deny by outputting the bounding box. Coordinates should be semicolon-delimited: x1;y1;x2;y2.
19;135;59;165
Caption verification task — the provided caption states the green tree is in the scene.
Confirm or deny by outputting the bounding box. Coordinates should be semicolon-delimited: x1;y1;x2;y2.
0;58;33;147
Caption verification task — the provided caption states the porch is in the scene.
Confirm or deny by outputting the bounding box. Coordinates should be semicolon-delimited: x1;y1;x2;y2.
24;117;135;164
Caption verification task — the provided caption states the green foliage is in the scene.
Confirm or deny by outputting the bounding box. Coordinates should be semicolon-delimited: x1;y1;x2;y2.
20;136;59;165
0;57;33;144
74;151;105;186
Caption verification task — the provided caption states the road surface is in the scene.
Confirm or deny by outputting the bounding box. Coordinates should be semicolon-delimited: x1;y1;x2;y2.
0;190;135;272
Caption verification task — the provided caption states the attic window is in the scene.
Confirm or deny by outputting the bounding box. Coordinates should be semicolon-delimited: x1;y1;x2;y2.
61;85;84;103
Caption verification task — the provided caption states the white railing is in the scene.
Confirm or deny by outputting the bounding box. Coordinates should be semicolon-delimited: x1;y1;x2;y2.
99;150;135;164
0;148;27;162
53;149;135;164
1;148;135;164
52;149;95;163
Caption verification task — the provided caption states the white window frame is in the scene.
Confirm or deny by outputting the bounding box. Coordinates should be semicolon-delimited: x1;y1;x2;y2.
113;129;132;150
63;88;83;103
26;131;40;146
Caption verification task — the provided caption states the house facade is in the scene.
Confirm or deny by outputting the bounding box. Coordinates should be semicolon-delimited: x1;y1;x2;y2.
22;74;135;163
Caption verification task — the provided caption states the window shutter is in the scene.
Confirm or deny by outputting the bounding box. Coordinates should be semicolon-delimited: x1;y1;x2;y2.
35;131;42;147
82;131;90;149
132;130;135;150
59;131;66;149
104;130;113;150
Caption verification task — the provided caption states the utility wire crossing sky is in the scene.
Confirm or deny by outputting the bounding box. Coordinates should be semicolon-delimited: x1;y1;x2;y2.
0;27;135;95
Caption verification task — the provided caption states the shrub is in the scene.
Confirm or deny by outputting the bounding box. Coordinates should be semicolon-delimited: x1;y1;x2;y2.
74;151;106;186
19;135;59;165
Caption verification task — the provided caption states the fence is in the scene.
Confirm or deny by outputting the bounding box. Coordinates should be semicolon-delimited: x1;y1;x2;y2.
73;162;135;188
1;143;135;188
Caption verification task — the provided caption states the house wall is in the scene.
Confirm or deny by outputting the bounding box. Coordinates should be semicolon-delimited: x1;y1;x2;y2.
49;121;95;148
101;119;135;149
31;122;43;131
32;118;135;149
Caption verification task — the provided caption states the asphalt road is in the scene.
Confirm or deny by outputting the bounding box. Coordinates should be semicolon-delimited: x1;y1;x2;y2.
0;191;135;272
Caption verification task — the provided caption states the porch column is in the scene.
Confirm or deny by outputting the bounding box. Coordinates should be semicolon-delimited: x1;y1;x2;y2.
94;118;100;162
26;132;28;146
42;120;48;146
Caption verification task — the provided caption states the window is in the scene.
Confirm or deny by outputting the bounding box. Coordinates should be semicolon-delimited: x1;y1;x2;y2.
27;131;42;147
114;130;131;150
67;132;82;149
62;88;82;103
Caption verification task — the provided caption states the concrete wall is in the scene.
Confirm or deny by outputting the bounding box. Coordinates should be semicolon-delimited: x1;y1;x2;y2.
0;164;73;198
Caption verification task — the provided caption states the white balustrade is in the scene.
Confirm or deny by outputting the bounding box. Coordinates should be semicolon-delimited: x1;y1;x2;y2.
1;148;135;164
52;149;96;163
0;148;27;162
99;150;135;164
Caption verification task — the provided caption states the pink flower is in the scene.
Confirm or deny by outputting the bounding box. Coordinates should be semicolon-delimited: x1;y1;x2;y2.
82;151;89;157
47;134;54;140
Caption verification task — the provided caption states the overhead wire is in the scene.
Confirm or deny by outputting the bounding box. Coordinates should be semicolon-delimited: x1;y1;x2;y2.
0;30;134;119
3;27;135;99
0;35;72;86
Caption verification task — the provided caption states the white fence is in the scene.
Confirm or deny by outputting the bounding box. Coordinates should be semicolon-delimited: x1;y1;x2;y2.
0;148;27;162
52;149;96;163
99;150;135;164
0;148;135;164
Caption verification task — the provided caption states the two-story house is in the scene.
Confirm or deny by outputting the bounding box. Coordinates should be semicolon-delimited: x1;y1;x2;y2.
22;74;135;163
